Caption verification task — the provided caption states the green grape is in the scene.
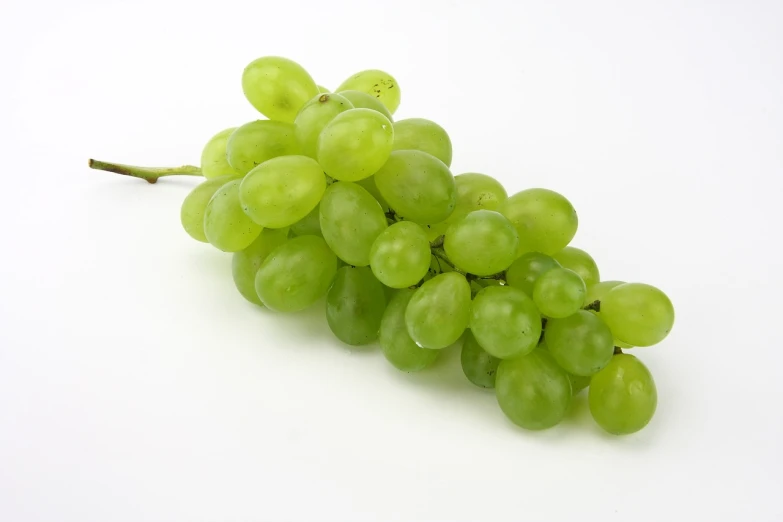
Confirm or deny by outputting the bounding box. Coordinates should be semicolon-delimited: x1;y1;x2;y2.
317;85;330;93
180;174;241;242
316;108;394;182
326;266;386;345
568;373;591;395
533;268;586;318
294;93;354;159
200;127;242;178
337;90;394;121
405;272;470;349
374;150;456;224
380;289;440;372
600;283;675;347
444;210;518;275
255;235;337;312
356;176;390;212
290;203;322;237
231;228;289;305
226;120;298;175
336;70;400;114
427;173;508;239
589;354;657;435
545;310;614;376
540;340;591;394
553;246;600;287
239;155;326;228
369;221;431;288
469;286;541;359
392;118;452;166
203;179;262;252
499;188;578;256
505;252;561;297
242;56;319;122
461;330;500;388
584;280;624;307
495;348;572;430
319;182;387;266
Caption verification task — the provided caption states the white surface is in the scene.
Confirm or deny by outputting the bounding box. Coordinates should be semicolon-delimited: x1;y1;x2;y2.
1;1;782;521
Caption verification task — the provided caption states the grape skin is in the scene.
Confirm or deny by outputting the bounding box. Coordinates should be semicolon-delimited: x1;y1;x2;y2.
316;108;394;182
589;354;657;435
181;175;241;243
380;289;440;372
319;182;387;266
232;228;289;306
326;266;386;346
255;235;337;312
405;272;471;350
495;348;572;430
203;179;262;252
336;69;401;114
242;56;319;122
200;127;241;178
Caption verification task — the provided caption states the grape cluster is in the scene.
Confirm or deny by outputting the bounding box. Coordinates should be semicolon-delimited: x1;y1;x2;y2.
90;56;675;436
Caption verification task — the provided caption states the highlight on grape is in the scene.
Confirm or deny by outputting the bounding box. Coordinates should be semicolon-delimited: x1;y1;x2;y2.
89;55;675;436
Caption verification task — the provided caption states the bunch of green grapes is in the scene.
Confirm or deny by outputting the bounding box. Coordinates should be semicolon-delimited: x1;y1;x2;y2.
89;55;676;438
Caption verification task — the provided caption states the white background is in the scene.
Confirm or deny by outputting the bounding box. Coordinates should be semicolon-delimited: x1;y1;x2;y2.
1;1;781;521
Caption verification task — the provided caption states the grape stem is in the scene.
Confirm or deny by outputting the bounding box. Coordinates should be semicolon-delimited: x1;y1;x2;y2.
584;300;601;312
88;159;202;184
430;247;463;275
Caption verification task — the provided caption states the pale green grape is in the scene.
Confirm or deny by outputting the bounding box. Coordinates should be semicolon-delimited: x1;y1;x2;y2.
505;252;561;297
461;330;500;388
584;280;624;307
444;210;518;275
392;118;452;166
500;188;578;255
290;204;322;237
316;108;394;181
326;266;386;345
255;235;337;312
356;176;390;212
369;221;431;288
239;155;326;228
336;70;400;114
226;120;298;175
495;348;572;430
317;85;330;93
380;289;440;372
374;150;456;224
319;182;387;266
203;179;262;252
294;93;353;158
181;174;241;242
545;310;614;376
600;283;675;346
231;228;289;305
200;127;242;178
589;354;657;434
427;173;508;239
337;90;394;121
553;246;600;287
533;268;586;318
469;286;541;359
405;272;470;349
242;56;319;122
